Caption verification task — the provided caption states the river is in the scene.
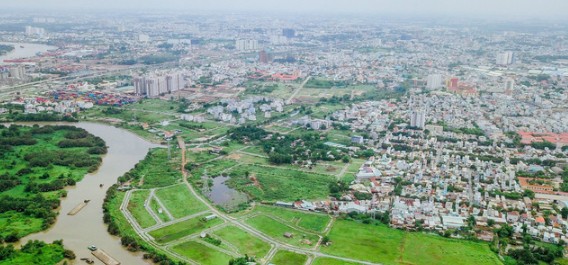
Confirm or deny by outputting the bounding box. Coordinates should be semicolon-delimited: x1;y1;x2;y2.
0;42;57;65
17;122;159;265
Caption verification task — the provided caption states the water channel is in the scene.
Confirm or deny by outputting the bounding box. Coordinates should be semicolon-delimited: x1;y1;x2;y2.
15;122;159;264
0;42;57;65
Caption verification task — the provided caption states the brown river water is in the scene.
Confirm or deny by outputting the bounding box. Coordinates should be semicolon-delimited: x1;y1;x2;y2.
14;122;159;265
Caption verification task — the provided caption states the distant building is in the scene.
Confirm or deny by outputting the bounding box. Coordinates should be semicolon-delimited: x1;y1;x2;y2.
134;72;185;98
505;78;515;91
410;110;426;129
351;135;364;144
138;34;150;42
9;66;26;79
447;77;459;90
25;26;45;37
259;50;270;64
235;39;258;51
426;74;443;90
496;51;515;65
282;28;296;38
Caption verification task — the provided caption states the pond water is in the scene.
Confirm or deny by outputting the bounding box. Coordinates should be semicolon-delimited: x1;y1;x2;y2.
208;175;248;209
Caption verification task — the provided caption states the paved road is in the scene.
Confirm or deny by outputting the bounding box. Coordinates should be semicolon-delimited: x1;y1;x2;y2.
151;189;175;221
120;136;382;265
144;189;163;225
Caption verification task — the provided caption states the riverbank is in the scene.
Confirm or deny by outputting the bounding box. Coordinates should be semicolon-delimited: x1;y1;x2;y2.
17;122;158;265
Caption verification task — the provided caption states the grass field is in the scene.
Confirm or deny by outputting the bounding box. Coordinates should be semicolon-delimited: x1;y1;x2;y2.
322;220;404;264
226;164;334;201
172;240;234;265
127;190;156;228
312;257;363;265
255;205;331;233
213;225;271;258
322;220;502;265
270;250;308;265
246;215;320;248
154;184;208;218
149;214;223;243
135;148;182;188
150;197;171;222
402;233;502;265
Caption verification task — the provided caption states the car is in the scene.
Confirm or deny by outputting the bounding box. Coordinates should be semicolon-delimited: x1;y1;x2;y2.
87;245;97;251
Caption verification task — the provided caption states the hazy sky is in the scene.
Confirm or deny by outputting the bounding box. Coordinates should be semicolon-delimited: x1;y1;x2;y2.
5;0;568;19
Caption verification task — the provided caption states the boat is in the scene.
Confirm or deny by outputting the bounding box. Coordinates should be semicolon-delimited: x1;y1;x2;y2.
80;258;94;264
20;45;24;48
84;199;91;203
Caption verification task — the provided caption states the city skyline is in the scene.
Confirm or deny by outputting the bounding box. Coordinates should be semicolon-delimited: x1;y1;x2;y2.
4;0;568;20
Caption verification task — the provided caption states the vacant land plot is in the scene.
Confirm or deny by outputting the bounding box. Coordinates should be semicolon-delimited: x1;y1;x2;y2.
213;225;271;258
149;214;222;243
255;205;330;233
154;184;208;218
312;257;363;265
135;148;182;188
270;250;308;265
321;221;404;264
226;164;334;201
127;190;156;228
402;233;501;265
246;215;319;248
149;197;171;222
172;240;234;265
322;220;501;265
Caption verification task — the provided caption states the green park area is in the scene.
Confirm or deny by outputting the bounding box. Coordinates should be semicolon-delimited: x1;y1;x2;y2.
270;250;308;265
154;184;208;218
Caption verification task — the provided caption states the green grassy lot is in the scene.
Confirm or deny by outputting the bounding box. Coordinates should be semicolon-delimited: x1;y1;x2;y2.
186;151;219;164
402;233;502;265
226;164;334;201
133;148;182;188
255;205;331;233
149;215;222;243
127;190;156;228
213;225;271;258
270;250;308;265
246;215;319;248
149;197;171;222
172;240;234;265
322;220;502;265
321;220;404;264
154;184;208;218
312;257;362;265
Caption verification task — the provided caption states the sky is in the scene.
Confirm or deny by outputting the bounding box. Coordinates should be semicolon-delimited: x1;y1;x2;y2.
4;0;568;19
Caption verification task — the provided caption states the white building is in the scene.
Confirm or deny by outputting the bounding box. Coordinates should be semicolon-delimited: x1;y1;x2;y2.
426;74;443;90
235;39;259;51
410;110;426;129
496;51;515;65
25;26;46;37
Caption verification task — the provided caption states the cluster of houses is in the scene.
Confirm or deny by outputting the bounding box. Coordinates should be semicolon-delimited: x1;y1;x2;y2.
207;96;285;124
